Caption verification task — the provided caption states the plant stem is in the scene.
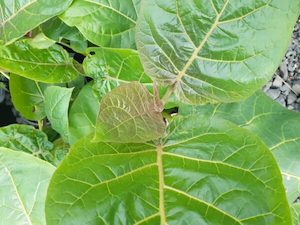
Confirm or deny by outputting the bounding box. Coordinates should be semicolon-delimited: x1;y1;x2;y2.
38;120;43;131
161;84;176;106
0;71;10;80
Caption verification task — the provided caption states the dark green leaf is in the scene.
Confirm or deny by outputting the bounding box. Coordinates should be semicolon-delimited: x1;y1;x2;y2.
10;74;49;120
60;0;141;48
180;90;300;203
0;147;55;225
46;115;291;225
136;0;300;104
0;124;53;162
0;0;73;44
41;17;87;53
0;41;79;83
94;82;166;143
44;86;73;142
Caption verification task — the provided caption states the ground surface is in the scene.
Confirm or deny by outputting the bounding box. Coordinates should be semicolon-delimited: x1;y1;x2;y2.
264;17;300;110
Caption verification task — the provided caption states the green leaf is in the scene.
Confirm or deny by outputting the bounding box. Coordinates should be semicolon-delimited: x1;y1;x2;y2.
10;74;49;120
0;147;55;225
180;90;300;203
60;0;141;48
94;82;166;143
292;203;300;225
84;47;152;83
46;115;291;225
41;17;87;53
69;82;100;144
0;124;54;162
27;33;55;49
0;41;79;83
44;86;73;142
50;138;70;166
136;0;300;104
0;0;73;44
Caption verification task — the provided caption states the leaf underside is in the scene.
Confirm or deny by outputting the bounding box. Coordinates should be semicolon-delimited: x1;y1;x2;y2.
136;0;300;104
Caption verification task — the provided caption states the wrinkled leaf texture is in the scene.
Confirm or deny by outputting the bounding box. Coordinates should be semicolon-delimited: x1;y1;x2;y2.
136;0;300;104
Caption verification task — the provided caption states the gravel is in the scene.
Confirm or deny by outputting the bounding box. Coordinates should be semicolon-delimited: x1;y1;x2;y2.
264;17;300;111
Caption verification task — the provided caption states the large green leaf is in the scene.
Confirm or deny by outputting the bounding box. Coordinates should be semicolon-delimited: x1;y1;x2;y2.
292;203;300;225
41;17;87;53
0;147;55;225
46;115;291;225
44;86;73;142
0;41;79;83
94;82;166;143
0;124;53;162
10;74;49;120
69;82;100;144
136;0;300;104
180;90;300;203
60;0;141;48
0;0;73;44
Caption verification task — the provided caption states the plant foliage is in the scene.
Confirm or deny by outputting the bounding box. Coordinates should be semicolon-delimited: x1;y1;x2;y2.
0;1;300;225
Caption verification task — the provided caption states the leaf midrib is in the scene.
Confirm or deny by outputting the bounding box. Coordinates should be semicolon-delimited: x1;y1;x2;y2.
3;166;33;225
175;0;230;83
157;145;166;224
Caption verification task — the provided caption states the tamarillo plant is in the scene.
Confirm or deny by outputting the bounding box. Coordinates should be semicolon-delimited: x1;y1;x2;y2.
0;0;300;224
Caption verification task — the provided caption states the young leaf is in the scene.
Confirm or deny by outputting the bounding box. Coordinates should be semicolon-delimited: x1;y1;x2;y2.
136;0;300;104
0;147;55;225
46;116;291;225
0;41;79;83
0;0;73;44
44;86;73;142
60;0;141;48
94;82;166;143
180;90;300;203
0;124;53;162
69;82;100;144
10;74;49;120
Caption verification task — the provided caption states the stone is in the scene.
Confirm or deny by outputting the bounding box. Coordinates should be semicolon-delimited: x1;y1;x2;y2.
292;82;300;95
272;76;282;88
287;92;297;104
266;88;281;100
277;95;286;107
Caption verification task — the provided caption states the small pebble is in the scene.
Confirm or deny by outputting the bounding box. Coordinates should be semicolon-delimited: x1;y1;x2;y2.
272;76;282;88
266;89;281;100
277;95;286;107
287;92;297;104
292;83;300;95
